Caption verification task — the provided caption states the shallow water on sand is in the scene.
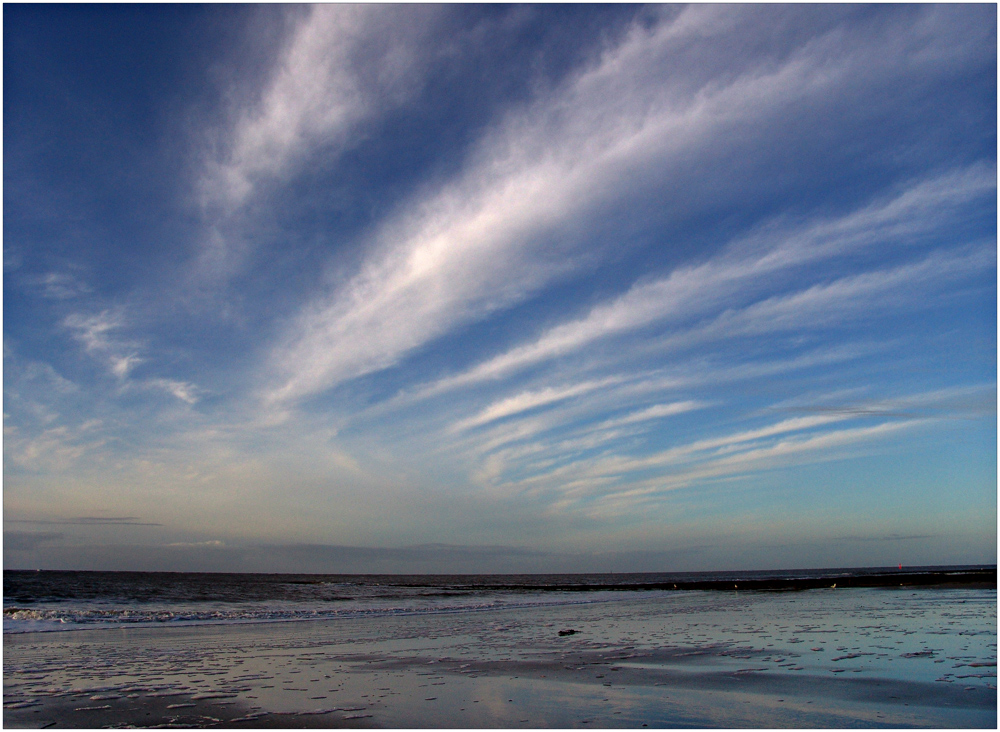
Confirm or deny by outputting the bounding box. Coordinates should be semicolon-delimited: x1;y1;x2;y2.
4;587;996;728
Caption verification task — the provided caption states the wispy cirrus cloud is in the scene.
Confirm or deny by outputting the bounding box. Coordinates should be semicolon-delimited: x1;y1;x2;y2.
778;384;998;420
196;5;446;278
355;178;990;505
64;310;134;367
451;378;623;433
3;422;108;474
411;165;995;401
622;243;995;365
554;419;925;518
22;271;92;300
453;378;959;517
146;379;200;405
262;6;993;409
593;401;708;431
201;4;444;213
62;310;200;404
578;414;857;482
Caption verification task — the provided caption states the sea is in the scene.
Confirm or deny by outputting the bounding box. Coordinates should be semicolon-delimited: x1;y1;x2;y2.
4;565;994;635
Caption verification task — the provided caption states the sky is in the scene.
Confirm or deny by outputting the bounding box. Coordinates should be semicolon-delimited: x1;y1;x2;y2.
4;4;997;574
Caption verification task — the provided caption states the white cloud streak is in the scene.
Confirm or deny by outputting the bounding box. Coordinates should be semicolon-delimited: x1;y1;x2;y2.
263;5;991;408
63;310;200;404
446;238;990;491
518;417;924;519
415;165;995;398
64;310;126;356
441;343;899;495
594;401;707;431
599;414;855;478
201;5;443;214
3;421;108;475
23;271;92;300
464;375;976;515
148;379;200;405
587;420;923;512
451;378;622;433
649;243;995;350
195;5;446;282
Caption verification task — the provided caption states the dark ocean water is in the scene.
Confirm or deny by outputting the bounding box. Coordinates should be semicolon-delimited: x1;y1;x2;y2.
4;565;993;633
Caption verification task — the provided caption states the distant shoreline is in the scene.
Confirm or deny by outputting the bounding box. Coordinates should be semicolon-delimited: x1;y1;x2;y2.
5;565;996;591
456;567;999;593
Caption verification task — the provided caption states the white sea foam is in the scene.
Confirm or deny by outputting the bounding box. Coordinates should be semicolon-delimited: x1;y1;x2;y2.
3;590;644;634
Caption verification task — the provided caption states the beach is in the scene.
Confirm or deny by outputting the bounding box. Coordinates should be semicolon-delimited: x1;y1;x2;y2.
4;583;996;728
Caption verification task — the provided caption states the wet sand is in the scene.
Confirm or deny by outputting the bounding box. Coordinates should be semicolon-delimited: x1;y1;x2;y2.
5;587;996;728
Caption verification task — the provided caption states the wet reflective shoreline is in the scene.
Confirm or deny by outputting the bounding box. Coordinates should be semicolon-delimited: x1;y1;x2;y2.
4;586;995;727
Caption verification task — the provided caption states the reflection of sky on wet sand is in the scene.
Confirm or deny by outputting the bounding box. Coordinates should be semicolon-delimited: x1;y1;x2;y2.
591;587;996;685
4;587;995;728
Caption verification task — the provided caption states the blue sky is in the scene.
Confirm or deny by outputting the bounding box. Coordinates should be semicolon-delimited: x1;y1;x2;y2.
4;4;996;573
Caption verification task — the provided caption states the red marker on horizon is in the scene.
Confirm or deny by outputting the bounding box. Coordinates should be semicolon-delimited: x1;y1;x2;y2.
898;563;902;570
